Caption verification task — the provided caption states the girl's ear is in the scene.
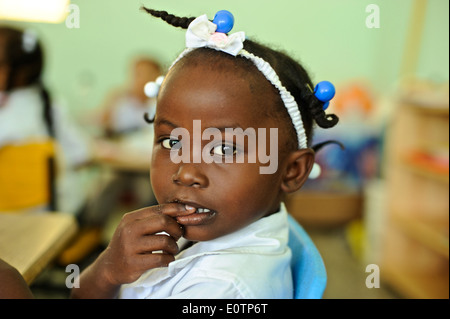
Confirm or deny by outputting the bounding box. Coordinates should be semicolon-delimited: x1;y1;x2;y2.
280;148;315;194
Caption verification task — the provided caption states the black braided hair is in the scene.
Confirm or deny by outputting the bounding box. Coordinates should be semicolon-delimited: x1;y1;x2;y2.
144;112;154;124
311;140;345;153
304;85;339;129
140;7;195;29
142;8;339;149
39;83;55;138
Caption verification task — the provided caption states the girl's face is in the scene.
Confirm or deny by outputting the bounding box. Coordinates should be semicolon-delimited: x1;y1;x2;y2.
151;58;289;241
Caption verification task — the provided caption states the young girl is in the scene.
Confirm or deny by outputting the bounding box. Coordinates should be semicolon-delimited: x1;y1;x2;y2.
0;8;339;299
0;26;92;214
69;8;339;299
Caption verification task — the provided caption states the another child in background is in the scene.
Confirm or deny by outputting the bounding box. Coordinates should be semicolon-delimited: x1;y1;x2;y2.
98;56;162;137
0;26;92;215
70;8;339;299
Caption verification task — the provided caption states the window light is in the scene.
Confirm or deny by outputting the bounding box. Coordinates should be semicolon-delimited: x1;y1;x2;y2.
0;0;70;23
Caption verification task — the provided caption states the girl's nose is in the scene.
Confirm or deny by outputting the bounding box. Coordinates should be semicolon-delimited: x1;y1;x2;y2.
172;163;209;188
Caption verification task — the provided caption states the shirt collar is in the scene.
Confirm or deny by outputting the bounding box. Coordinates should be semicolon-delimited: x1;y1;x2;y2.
176;203;289;259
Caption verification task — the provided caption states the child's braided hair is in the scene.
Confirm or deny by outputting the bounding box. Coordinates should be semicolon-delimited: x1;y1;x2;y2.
142;7;339;150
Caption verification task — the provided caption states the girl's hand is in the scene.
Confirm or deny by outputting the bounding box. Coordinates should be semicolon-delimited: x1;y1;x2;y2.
100;203;193;285
71;203;194;298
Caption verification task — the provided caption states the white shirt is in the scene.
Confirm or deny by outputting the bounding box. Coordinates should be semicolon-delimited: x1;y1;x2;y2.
119;204;293;299
0;86;91;166
0;87;48;146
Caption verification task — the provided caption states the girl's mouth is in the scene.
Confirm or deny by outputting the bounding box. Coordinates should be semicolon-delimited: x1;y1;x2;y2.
187;206;212;214
169;199;217;226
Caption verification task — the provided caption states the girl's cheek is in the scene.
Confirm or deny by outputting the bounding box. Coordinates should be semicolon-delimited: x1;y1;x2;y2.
151;155;169;188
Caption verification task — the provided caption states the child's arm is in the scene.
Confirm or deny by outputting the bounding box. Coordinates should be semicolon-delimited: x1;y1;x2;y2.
0;259;34;299
70;204;191;299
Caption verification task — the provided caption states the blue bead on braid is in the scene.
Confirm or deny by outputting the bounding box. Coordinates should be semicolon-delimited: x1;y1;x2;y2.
314;81;336;110
213;10;235;33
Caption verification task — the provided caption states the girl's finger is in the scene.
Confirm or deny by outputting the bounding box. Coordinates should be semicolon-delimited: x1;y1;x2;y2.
134;234;179;255
121;203;194;223
131;214;184;240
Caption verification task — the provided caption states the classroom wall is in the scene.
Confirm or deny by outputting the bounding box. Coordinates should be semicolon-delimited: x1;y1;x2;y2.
417;0;449;81
1;0;448;117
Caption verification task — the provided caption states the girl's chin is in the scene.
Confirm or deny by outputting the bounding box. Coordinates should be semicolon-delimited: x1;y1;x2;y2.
181;225;219;242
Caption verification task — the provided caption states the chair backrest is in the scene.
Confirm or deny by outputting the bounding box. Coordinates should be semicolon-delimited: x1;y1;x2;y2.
0;140;56;212
288;214;327;299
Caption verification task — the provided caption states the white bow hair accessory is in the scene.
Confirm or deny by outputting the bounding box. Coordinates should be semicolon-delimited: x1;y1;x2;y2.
186;14;246;56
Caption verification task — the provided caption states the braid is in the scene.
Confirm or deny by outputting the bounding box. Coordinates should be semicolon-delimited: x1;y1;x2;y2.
311;140;345;153
304;90;339;129
39;84;55;138
141;7;195;29
39;83;58;211
143;112;154;124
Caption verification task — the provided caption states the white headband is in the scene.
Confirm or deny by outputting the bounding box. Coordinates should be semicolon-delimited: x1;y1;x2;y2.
168;14;308;149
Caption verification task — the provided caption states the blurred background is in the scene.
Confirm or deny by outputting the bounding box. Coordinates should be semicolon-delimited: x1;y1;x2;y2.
0;0;448;299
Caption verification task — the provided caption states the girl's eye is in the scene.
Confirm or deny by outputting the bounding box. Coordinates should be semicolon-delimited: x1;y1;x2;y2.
211;144;237;156
161;138;180;150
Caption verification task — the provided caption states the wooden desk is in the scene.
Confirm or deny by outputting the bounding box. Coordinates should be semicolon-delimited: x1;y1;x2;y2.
0;213;78;284
92;138;152;173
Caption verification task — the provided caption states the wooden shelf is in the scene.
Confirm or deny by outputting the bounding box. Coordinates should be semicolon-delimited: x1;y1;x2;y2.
404;164;449;183
401;152;449;184
405;103;449;117
382;263;449;299
391;213;449;258
403;159;449;183
382;85;449;299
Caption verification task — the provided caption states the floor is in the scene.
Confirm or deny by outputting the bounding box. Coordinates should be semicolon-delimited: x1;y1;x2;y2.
307;226;400;299
30;210;401;299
